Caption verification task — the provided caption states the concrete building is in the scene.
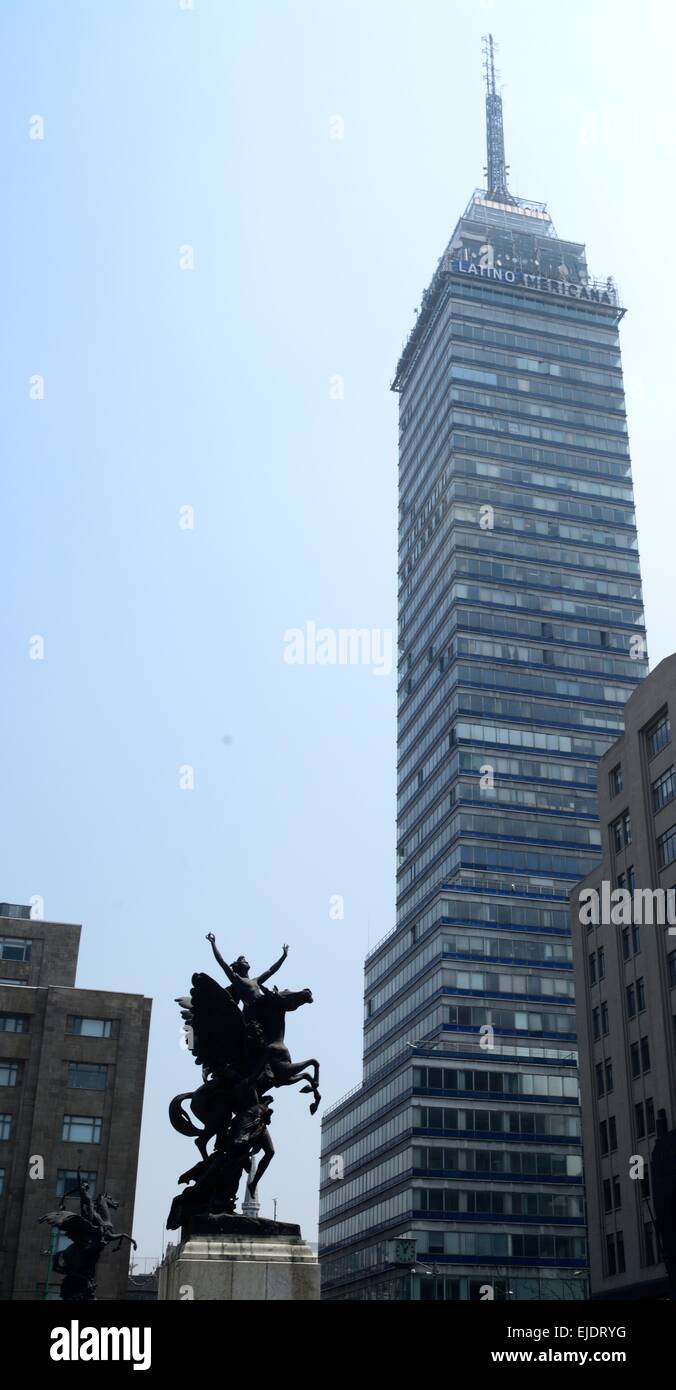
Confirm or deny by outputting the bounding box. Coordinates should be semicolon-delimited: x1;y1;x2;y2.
319;38;647;1300
0;904;151;1300
571;654;676;1298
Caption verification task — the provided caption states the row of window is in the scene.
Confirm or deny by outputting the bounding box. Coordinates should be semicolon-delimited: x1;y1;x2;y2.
413;1065;579;1099
446;967;575;1001
0;1167;98;1198
416;1185;584;1220
423;1227;587;1261
446;1003;575;1036
0;1113;102;1144
1;1062;108;1093
415;1104;580;1138
413;1144;582;1178
445;931;572;966
0;1014;113;1037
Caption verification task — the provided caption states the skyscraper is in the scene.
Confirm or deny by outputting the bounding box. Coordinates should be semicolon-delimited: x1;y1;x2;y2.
319;38;648;1301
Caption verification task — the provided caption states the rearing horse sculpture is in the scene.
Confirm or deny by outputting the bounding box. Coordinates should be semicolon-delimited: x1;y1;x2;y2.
167;938;321;1227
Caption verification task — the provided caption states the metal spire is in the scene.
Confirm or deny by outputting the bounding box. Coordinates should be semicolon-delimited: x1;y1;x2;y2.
482;34;511;200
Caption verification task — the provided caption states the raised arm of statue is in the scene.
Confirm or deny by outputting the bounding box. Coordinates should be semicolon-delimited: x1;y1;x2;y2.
258;943;289;985
206;933;236;984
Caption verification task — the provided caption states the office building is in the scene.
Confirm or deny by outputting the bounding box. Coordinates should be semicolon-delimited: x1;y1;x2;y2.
0;904;151;1300
571;654;676;1298
319;39;647;1299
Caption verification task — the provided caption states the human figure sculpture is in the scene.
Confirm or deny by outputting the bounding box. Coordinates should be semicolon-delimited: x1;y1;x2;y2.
167;937;320;1232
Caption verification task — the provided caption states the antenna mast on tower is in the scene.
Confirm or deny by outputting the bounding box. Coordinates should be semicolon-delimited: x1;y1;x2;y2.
482;34;512;200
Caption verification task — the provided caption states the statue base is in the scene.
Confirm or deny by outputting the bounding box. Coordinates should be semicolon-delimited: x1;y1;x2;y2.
158;1217;319;1301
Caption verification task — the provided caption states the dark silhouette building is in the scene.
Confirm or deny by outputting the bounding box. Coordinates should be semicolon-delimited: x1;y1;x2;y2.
571;655;676;1297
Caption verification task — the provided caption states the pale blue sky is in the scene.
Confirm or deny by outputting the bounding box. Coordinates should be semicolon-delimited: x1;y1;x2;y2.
2;0;675;1261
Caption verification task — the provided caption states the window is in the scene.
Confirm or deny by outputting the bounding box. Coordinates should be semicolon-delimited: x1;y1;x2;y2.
67;1063;108;1092
598;947;606;980
644;1223;656;1266
670;953;676;989
601;1002;609;1035
646;711;671;760
603;1178;612;1214
592;1006;600;1040
627;865;636;893
635;1102;645;1139
617;1230;626;1274
589;953;597;985
0;1014;29;1034
609;1115;617;1150
612;1176;622;1210
595;1062;604;1097
0;1064;18;1088
630;1042;640;1078
599;1119;608;1155
646;1097;655;1134
637;978;646;1012
606;1234;616;1277
622;924;640;957
626;984;636;1018
0;1114;11;1141
0;938;31;962
61;1115;102;1144
641;1036;651;1072
657;826;676;871
609;764;623;797
652;766;675;813
56;1169;97;1199
611;812;632;853
67;1018;113;1039
0;1168;4;1196
605;1059;614;1093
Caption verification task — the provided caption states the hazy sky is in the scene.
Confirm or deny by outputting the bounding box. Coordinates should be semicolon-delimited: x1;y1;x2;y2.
2;0;676;1263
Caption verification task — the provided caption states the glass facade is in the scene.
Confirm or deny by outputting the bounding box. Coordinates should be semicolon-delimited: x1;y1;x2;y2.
319;184;647;1298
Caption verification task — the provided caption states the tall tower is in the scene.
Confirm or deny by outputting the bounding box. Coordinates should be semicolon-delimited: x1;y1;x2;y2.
319;39;648;1300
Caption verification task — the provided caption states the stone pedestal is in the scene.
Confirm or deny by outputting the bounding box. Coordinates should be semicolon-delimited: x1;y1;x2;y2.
159;1218;319;1301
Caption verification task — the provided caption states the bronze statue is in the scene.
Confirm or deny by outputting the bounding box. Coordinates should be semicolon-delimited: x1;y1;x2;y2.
167;937;320;1233
39;1169;136;1301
